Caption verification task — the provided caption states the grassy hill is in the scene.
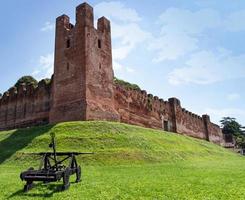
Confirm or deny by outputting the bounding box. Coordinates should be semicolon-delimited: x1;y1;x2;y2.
0;121;245;199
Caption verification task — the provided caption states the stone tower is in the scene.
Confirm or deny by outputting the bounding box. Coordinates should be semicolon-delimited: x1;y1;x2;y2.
50;2;119;123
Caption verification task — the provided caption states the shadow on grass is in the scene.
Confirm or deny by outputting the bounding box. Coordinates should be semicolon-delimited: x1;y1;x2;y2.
8;181;79;199
7;182;64;199
0;124;54;164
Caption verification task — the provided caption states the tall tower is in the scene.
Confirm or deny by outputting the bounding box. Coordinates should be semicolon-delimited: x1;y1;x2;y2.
50;2;119;123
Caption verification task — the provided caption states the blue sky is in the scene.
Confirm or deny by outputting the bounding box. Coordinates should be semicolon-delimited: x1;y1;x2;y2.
0;0;244;125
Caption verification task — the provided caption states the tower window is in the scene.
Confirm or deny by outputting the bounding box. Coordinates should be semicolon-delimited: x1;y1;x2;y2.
66;39;70;48
98;39;101;49
67;63;70;71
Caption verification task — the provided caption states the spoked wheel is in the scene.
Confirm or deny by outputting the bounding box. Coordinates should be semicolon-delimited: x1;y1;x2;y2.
76;165;81;183
62;167;70;190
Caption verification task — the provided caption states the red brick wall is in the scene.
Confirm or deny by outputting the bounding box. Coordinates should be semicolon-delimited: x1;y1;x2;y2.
0;80;51;130
208;122;223;144
114;84;223;144
114;84;173;130
175;106;207;140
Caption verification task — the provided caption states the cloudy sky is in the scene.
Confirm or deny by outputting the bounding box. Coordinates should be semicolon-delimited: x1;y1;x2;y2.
0;0;244;125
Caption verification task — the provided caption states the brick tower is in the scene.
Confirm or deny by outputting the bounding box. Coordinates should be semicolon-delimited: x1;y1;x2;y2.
50;2;119;123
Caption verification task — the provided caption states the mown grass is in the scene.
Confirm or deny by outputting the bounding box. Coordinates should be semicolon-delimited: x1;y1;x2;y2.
0;121;245;199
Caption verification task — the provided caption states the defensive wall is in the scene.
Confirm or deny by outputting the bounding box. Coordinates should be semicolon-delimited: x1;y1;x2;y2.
114;84;222;144
0;80;51;130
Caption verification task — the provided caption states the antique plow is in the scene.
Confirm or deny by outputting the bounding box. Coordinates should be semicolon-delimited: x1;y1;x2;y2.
20;133;93;192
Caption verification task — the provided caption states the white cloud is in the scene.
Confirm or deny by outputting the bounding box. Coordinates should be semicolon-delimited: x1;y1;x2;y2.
126;67;135;73
113;61;123;72
149;8;221;62
112;22;151;60
227;93;240;101
94;1;141;22
149;33;198;62
205;108;245;124
158;8;221;35
113;60;135;74
150;8;245;63
168;65;217;85
32;53;54;80
41;22;55;32
168;49;245;85
95;1;149;75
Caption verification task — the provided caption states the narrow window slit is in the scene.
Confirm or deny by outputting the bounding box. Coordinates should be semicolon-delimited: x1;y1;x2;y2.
98;39;101;49
66;39;70;48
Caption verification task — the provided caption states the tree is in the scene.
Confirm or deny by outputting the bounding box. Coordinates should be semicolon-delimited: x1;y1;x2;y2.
14;76;38;88
220;117;242;136
220;117;245;148
236;135;245;149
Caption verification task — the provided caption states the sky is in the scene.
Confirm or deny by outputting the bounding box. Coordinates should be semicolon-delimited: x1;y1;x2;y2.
0;0;244;126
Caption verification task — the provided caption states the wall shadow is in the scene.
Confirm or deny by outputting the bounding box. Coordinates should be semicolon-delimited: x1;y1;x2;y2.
0;124;54;164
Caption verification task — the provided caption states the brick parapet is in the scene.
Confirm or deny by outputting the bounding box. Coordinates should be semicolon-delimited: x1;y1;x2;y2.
0;80;51;130
114;83;223;144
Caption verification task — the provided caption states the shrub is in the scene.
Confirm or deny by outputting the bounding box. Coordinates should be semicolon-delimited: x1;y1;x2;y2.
14;76;38;88
114;77;141;91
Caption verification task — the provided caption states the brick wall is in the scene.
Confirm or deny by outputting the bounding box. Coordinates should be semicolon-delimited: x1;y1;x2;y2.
114;84;223;144
0;80;51;130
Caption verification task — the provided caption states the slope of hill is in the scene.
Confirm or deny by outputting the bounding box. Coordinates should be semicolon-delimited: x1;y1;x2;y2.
0;121;245;200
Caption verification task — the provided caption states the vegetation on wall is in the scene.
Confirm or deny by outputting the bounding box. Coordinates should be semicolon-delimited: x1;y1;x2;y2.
41;78;51;85
14;76;38;88
8;86;17;92
114;77;141;91
1;76;51;95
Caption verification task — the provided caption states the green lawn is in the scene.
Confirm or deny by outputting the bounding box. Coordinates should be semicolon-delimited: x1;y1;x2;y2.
0;121;244;200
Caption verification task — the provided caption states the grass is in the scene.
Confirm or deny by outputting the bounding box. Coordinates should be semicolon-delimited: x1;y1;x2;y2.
0;121;245;199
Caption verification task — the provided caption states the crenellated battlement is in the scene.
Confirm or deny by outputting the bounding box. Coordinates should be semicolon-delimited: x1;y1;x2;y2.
114;82;202;120
114;82;222;143
0;79;51;102
76;2;94;27
0;79;52;130
56;3;110;35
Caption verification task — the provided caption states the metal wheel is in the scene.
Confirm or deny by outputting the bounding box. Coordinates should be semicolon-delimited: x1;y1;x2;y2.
24;181;34;192
76;165;81;183
62;167;70;190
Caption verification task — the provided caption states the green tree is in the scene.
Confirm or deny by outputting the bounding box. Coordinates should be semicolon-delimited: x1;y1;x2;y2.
220;117;245;148
220;117;242;136
14;76;38;88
